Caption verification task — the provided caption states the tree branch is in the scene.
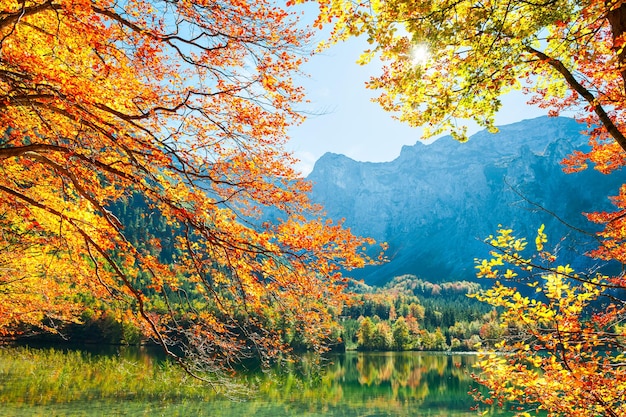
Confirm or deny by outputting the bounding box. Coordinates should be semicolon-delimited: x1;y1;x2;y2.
526;45;626;152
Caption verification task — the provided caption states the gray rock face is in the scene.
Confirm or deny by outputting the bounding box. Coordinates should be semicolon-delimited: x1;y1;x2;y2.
307;116;623;284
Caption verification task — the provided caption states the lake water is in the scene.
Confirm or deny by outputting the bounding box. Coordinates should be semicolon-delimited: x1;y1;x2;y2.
0;347;514;416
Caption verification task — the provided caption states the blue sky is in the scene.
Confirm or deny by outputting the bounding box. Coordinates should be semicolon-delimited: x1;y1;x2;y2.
287;34;549;176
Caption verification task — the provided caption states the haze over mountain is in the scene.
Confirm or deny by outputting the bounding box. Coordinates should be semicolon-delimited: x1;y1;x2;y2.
307;116;624;285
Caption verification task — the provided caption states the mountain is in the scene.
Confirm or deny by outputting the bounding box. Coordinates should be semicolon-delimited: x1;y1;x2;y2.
306;116;624;285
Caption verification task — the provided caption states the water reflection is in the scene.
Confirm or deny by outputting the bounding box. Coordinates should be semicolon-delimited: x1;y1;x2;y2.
0;347;511;416
302;352;486;415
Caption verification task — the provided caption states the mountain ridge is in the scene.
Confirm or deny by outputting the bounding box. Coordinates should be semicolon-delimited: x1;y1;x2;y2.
306;116;621;285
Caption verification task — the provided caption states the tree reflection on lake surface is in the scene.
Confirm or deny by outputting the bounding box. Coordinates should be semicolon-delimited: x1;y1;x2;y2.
0;347;513;416
275;352;509;416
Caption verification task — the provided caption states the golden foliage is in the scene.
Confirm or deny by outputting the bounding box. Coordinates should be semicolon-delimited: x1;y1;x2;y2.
471;227;626;416
0;0;376;378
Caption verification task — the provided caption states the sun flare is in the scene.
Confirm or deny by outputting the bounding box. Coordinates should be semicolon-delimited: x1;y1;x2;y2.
410;44;429;66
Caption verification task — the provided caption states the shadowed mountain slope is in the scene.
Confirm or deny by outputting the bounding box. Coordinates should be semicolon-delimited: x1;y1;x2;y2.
307;116;623;285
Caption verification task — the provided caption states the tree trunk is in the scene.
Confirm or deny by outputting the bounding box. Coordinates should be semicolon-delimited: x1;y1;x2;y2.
607;1;626;92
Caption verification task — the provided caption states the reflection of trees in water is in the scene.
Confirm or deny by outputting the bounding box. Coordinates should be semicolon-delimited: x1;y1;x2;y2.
324;352;479;409
356;352;394;385
348;352;473;386
2;347;485;416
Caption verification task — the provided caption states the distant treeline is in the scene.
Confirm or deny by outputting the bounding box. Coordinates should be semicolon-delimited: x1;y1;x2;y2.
339;275;499;352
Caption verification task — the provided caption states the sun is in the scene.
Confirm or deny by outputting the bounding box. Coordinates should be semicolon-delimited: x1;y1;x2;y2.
410;44;429;66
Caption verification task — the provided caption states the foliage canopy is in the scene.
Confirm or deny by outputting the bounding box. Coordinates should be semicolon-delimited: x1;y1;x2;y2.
0;0;374;382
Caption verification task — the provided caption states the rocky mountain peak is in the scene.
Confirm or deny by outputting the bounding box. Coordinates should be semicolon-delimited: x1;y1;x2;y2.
307;116;620;285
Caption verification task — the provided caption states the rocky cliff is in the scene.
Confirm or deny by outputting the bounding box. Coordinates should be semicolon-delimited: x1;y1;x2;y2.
307;116;623;284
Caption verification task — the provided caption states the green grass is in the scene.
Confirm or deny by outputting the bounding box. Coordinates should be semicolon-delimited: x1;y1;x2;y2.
0;346;217;405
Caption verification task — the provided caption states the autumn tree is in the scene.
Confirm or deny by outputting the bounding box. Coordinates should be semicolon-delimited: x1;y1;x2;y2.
357;316;376;350
372;321;393;350
301;0;626;413
0;0;375;385
391;316;410;350
471;227;626;416
305;0;626;144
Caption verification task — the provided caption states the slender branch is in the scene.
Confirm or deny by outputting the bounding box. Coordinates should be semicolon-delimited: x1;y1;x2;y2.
483;239;624;289
21;151;123;230
526;46;626;152
0;0;60;32
0;144;68;159
504;177;601;241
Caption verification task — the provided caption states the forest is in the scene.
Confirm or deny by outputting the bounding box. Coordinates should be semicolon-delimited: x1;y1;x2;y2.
16;193;496;354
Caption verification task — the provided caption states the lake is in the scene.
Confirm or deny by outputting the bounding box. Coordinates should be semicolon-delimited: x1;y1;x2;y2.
0;346;514;416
